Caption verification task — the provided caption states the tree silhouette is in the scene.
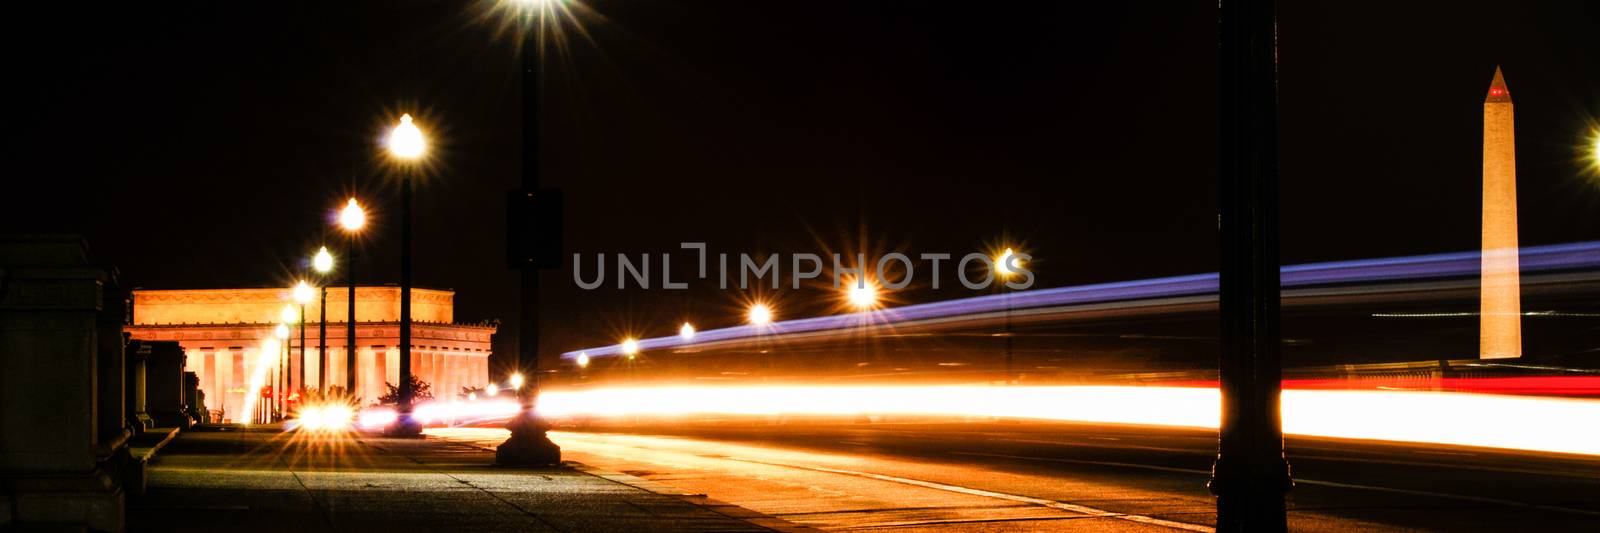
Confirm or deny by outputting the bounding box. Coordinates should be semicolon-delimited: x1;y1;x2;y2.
377;375;433;405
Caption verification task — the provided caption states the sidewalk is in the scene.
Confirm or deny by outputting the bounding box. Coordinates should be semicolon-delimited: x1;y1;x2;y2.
128;426;805;532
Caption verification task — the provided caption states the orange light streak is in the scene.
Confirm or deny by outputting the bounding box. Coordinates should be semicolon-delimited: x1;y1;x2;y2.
520;385;1600;456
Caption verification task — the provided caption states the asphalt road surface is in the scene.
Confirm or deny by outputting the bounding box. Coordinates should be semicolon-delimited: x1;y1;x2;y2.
428;419;1600;532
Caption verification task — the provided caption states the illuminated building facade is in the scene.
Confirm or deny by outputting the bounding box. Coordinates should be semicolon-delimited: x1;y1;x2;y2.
124;287;495;422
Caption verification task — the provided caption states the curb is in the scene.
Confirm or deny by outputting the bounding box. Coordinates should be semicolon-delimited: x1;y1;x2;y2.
436;434;820;532
135;426;183;462
566;461;823;533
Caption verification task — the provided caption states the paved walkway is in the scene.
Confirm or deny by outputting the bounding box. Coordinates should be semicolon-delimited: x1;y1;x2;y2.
128;426;805;532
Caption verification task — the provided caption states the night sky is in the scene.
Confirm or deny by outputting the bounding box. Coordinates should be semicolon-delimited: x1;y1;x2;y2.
5;1;1598;371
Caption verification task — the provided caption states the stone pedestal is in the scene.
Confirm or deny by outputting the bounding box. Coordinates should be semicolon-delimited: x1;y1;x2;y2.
125;340;153;433
183;372;207;426
496;406;561;466
145;341;190;429
0;235;131;532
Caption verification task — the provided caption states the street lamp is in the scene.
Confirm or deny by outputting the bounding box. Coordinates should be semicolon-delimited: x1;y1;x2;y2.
338;198;366;395
312;247;334;391
509;372;525;389
844;278;879;373
679;322;696;341
747;303;773;326
620;338;639;359
575;352;590;368
293;281;313;398
1588;127;1600;175
385;113;427;437
846;279;879;311
993;247;1022;385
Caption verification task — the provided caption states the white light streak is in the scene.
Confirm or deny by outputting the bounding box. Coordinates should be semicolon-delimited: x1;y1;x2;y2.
522;385;1600;456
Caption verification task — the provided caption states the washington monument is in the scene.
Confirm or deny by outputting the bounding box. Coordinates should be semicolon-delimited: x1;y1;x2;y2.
1480;66;1521;359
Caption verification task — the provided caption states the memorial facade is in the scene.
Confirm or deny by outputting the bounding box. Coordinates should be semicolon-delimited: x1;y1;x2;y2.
125;287;495;422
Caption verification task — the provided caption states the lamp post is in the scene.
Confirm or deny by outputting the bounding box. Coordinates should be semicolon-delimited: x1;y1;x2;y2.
1212;0;1290;529
747;302;775;379
293;281;313;399
496;0;564;466
339;199;365;395
994;248;1020;385
313;247;334;391
846;278;878;374
385;113;426;437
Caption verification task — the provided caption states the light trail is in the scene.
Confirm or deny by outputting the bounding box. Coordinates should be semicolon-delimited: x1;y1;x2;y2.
238;340;279;424
508;385;1600;456
563;240;1600;360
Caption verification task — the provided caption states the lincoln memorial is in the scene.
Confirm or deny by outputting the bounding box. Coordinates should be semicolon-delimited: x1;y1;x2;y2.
124;286;496;422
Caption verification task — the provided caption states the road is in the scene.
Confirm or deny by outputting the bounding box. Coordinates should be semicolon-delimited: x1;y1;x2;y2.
428;419;1600;531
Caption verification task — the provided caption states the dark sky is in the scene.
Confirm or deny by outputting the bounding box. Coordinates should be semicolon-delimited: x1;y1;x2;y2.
5;1;1598;370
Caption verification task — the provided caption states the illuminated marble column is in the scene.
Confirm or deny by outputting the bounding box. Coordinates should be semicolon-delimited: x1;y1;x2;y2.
475;355;487;388
358;347;376;403
418;350;432;392
1480;66;1521;359
385;347;401;393
187;348;207;400
434;352;446;395
303;348;320;394
451;354;465;397
215;348;234;420
330;347;346;394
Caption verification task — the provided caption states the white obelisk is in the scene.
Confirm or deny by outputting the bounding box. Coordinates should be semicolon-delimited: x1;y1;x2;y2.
1480;66;1521;359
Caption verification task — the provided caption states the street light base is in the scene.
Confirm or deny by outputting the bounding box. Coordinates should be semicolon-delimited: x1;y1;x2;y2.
496;408;561;466
383;414;424;438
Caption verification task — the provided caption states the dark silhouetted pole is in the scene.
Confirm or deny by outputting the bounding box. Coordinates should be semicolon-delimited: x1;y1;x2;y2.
497;25;562;466
1003;287;1013;385
389;172;422;436
319;285;327;391
298;304;306;399
347;242;357;394
1210;0;1291;530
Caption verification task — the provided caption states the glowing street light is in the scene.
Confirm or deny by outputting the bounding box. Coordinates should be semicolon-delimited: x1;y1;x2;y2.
995;247;1022;278
386;114;428;160
275;323;290;339
748;303;773;326
340;199;367;232
620;338;640;359
576;352;590;368
510;372;526;389
313;247;334;274
279;305;298;325
486;383;499;397
293;281;315;305
679;322;696;341
846;279;879;311
1589;129;1600;174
